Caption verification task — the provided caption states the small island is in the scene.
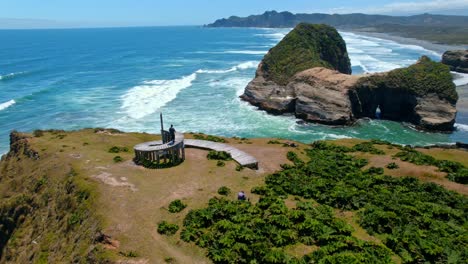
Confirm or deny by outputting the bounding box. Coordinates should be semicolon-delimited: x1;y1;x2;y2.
241;23;458;131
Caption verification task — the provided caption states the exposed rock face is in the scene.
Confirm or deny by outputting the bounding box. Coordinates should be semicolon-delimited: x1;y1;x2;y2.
291;68;360;125
442;50;468;73
241;27;459;132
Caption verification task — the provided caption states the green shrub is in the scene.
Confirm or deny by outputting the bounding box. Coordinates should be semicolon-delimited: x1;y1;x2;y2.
193;134;227;143
352;142;385;155
267;140;282;144
207;151;232;161
217;186;231;196
108;146;129;153
119;251;138;258
235;165;243;171
157;221;179;236
113;156;123;163
33;130;44;137
168;199;187;213
386;162;399;169
216;160;225;167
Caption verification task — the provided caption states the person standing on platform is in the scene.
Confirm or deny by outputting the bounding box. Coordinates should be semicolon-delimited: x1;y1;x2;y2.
169;124;176;144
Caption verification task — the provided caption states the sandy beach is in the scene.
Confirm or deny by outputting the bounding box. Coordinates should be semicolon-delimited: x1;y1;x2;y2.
350;31;468;55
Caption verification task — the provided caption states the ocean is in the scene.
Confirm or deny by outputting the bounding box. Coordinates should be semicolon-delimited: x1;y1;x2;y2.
1;26;468;154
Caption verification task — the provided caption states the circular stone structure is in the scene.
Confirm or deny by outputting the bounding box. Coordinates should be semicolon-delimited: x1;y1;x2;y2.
134;130;185;168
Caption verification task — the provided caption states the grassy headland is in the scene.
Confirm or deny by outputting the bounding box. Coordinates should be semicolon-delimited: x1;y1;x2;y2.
0;129;467;263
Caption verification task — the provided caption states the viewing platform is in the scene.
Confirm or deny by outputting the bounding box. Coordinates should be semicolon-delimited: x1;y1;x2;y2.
133;113;258;169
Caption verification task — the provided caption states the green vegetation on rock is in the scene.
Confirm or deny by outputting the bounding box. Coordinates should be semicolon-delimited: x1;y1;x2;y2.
261;23;351;85
363;56;458;104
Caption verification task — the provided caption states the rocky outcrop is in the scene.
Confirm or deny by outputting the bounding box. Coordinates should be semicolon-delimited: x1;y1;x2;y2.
442;50;468;73
240;23;352;117
242;32;459;132
291;68;360;125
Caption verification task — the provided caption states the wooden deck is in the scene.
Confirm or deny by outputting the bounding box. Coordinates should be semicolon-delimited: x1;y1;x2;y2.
185;139;258;169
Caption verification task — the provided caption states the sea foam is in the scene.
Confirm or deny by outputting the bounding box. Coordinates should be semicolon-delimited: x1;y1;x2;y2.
196;61;258;74
121;73;197;119
455;123;468;132
0;72;26;81
0;100;16;111
452;72;468;86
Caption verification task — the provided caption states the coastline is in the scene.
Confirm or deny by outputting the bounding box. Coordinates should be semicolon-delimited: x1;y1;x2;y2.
347;31;468;56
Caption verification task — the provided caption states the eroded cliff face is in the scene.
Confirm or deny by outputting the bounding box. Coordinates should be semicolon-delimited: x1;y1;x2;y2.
241;23;458;131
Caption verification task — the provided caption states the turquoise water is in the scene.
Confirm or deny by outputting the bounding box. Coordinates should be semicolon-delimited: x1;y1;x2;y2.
0;26;467;154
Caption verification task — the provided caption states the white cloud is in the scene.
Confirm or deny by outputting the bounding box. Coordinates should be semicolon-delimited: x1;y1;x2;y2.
328;0;468;15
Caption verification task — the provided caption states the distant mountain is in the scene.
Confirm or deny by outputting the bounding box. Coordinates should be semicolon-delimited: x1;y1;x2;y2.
206;11;468;45
207;11;468;28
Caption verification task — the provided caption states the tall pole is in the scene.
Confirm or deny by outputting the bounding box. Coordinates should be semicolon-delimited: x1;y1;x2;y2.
160;113;166;143
160;113;164;133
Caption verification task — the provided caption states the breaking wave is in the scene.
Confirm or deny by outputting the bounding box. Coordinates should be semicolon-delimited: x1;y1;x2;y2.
121;73;197;119
0;100;16;111
196;61;258;74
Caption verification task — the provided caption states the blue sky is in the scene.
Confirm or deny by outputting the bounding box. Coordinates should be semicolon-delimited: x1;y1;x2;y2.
1;0;468;28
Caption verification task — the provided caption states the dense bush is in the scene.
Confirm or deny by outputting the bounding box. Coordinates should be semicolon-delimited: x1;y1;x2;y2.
217;186;231;196
261;23;351;85
207;151;232;161
264;144;468;263
180;141;467;263
168;199;187;213
157;221;179;236
363;56;457;104
386;162;399;169
181;197;392;263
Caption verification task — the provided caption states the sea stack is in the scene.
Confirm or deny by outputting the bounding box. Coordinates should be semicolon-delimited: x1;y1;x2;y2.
240;23;458;131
